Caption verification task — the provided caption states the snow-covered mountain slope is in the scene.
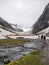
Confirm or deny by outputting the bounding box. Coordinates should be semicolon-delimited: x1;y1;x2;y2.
0;17;33;39
0;28;14;39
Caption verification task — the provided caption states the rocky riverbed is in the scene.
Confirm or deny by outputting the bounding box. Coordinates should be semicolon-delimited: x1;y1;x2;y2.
0;39;46;64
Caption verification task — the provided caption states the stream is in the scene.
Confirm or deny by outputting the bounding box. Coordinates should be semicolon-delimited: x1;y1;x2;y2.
0;40;46;64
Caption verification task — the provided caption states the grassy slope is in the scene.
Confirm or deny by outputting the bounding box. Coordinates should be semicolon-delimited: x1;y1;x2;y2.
0;39;27;46
6;50;43;65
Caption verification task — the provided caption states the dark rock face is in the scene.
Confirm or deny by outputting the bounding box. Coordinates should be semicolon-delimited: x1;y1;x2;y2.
0;17;14;30
32;3;49;34
0;17;23;33
11;24;23;32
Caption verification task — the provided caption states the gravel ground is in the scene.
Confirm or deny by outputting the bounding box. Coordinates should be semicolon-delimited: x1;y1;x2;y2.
39;40;49;64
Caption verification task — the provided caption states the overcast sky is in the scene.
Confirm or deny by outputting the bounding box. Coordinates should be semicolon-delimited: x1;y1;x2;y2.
0;0;49;27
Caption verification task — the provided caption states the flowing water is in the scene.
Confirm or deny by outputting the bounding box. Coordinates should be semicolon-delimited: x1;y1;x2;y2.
0;40;46;64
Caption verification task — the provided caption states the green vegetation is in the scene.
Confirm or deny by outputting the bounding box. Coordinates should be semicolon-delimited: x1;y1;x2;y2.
5;50;43;65
0;39;27;46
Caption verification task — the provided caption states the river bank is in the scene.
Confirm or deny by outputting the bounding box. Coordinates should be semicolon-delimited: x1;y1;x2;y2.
0;39;46;65
0;39;28;48
6;50;43;65
39;40;49;65
4;39;49;65
0;39;46;48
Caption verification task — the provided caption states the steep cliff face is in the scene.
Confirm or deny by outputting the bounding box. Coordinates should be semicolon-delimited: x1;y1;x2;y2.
32;3;49;34
0;17;14;30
